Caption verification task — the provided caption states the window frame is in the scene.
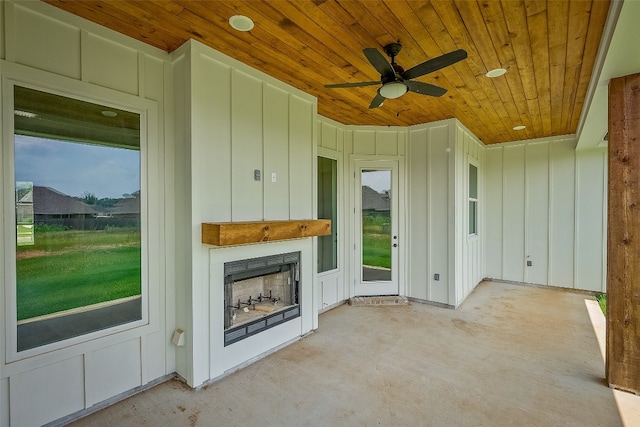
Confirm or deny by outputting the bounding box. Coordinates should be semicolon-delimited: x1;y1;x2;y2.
468;158;479;237
316;149;341;276
2;66;157;363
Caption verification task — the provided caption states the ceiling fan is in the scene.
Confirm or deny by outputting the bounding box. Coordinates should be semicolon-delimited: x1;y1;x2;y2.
325;43;468;109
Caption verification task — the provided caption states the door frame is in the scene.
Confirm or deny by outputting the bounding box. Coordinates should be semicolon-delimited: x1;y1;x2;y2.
351;158;404;296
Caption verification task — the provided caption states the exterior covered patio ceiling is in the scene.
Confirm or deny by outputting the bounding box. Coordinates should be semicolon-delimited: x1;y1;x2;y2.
44;0;610;145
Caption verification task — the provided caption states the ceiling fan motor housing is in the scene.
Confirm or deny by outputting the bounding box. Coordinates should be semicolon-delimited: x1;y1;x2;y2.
383;42;403;58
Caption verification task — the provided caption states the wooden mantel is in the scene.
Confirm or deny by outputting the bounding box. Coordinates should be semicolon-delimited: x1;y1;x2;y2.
202;220;331;246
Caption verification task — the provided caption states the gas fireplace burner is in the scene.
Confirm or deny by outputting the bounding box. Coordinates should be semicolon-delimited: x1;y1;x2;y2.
223;251;300;346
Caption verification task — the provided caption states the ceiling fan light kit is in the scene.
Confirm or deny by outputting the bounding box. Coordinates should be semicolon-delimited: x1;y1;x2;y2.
379;82;408;99
325;42;467;109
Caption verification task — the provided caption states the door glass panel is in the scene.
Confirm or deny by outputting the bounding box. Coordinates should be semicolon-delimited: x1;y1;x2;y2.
361;170;392;282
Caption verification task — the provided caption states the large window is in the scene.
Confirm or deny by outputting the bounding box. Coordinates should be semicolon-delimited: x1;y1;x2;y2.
469;163;478;235
13;85;142;352
317;157;338;273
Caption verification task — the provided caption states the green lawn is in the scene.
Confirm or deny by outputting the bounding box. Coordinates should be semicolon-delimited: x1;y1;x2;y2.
362;234;391;268
16;228;141;320
596;293;607;315
362;214;391;269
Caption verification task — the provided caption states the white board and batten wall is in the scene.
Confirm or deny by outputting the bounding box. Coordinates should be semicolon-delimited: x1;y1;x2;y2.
407;119;485;308
484;137;608;292
171;39;318;387
1;1;172;426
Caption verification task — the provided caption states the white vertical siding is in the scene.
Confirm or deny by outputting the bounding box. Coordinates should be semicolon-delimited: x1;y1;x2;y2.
575;148;607;291
428;125;452;304
193;54;232;221
408;120;485;307
502;144;527;282
263;85;290;220
1;377;8;427
10;3;82;79
11;356;85;426
548;140;576;287
175;40;317;385
289;95;314;219
85;339;142;406
408;128;429;301
231;71;264;221
484;137;606;292
353;130;376;155
376;131;400;156
84;34;139;94
525;143;550;284
484;148;503;278
408;121;453;305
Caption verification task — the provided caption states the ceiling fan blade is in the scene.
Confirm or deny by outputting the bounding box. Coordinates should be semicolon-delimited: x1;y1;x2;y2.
369;93;385;109
405;80;447;97
324;81;380;89
363;48;395;77
401;49;468;80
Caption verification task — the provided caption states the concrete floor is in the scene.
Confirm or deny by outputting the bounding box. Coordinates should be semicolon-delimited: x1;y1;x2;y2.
69;281;638;426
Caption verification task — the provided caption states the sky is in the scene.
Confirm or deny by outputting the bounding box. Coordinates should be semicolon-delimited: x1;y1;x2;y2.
14;135;140;199
362;170;391;193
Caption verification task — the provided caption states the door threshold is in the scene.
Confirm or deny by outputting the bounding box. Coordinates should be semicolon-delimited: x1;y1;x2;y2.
349;296;409;307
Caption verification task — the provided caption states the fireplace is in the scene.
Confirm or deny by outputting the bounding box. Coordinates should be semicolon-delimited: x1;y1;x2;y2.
224;251;300;346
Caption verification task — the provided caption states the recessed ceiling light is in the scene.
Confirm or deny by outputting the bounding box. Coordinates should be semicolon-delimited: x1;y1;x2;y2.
14;110;37;118
229;15;254;32
101;110;118;118
486;68;507;78
513;125;526;131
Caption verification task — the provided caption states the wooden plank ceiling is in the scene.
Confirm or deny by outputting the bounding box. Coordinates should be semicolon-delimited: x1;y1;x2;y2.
44;0;610;145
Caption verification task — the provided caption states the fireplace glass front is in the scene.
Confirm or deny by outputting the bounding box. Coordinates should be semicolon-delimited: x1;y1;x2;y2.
224;252;300;346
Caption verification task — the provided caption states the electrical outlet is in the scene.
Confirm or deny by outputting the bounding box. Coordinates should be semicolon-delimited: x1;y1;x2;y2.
434;273;440;281
254;169;261;181
527;260;532;267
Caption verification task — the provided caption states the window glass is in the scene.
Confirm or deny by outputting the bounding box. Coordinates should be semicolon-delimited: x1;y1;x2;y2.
317;157;337;273
469;163;478;235
14;86;142;351
469;163;478;199
469;200;477;235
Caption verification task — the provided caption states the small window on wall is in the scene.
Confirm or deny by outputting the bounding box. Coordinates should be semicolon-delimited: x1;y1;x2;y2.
317;157;338;273
12;85;143;352
469;163;478;235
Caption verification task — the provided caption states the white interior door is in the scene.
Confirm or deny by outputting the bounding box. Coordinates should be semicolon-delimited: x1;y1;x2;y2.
354;160;399;296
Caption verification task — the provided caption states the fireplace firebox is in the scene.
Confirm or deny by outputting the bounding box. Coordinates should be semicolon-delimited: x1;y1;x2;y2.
224;252;300;346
